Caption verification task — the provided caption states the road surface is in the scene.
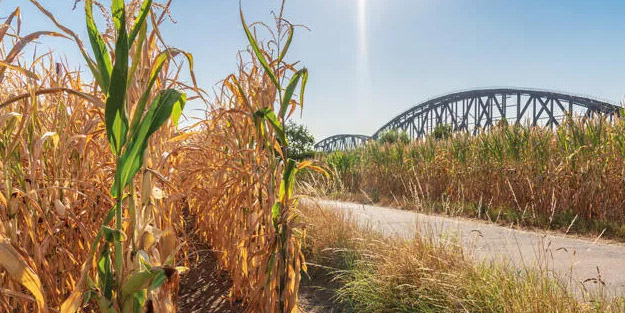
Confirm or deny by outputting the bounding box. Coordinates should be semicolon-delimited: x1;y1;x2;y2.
305;198;625;296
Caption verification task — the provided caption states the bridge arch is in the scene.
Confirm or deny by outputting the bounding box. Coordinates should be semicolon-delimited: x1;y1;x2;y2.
314;134;371;152
315;88;620;152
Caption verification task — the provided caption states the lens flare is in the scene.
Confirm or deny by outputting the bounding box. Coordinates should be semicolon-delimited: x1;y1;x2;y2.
357;0;369;100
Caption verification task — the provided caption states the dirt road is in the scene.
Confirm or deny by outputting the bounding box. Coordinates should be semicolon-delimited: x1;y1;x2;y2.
305;198;625;296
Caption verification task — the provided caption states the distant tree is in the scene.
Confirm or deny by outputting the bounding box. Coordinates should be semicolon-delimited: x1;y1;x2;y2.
377;130;410;145
433;124;452;140
286;121;316;160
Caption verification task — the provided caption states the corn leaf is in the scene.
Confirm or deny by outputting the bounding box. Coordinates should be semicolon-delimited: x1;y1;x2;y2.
0;7;19;43
120;290;147;313
129;48;191;137
127;21;147;88
113;90;186;196
280;158;297;202
271;202;281;230
0;31;68;83
102;226;125;243
85;0;112;93
149;269;167;290
97;246;114;301
279;68;307;119
0;61;39;81
300;68;308;110
240;8;280;90
255;108;287;148
105;0;129;155
60;290;83;313
0;236;48;313
128;0;152;45
277;25;294;64
111;0;125;32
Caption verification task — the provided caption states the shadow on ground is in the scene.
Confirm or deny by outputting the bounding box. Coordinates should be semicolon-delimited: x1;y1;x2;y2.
178;247;242;313
298;266;345;313
178;209;243;313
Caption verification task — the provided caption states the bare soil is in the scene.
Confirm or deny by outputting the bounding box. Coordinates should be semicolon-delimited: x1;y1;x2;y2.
178;210;243;313
298;266;345;313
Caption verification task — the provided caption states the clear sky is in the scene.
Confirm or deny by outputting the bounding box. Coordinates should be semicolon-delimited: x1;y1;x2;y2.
4;0;625;141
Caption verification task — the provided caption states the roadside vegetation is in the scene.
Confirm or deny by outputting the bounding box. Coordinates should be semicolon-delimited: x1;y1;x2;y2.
301;202;625;313
303;117;625;240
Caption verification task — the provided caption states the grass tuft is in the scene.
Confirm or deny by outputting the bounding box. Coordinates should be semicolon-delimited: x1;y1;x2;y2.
301;202;625;313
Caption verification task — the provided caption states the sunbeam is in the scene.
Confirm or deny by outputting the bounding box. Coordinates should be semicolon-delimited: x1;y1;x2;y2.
356;0;370;99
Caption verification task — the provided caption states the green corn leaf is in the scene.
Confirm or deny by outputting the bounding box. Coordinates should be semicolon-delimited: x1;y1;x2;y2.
264;110;287;147
85;0;112;93
112;89;186;197
271;202;280;230
105;0;129;155
84;56;106;93
83;289;95;306
240;8;280;90
127;21;147;88
132;290;147;313
111;0;125;32
277;25;294;64
280;158;297;202
97;246;114;301
279;68;307;119
102;226;125;243
128;0;152;45
266;252;276;279
171;97;183;129
129;48;193;137
254;107;287;148
300;68;308;111
149;269;167;290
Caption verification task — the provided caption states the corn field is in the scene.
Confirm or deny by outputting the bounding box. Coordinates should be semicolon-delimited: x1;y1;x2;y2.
0;1;310;313
312;117;625;238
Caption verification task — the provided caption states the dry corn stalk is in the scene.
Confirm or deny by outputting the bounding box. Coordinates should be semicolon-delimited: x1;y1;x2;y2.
179;2;317;312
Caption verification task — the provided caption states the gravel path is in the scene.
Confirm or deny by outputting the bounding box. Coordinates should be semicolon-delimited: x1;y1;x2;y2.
305;198;625;296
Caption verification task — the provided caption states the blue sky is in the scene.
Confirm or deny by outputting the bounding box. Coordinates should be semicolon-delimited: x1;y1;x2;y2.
4;0;625;141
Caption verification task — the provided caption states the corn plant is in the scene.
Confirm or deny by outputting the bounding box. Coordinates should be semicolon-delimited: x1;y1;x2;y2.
178;3;323;312
239;7;315;312
55;1;188;312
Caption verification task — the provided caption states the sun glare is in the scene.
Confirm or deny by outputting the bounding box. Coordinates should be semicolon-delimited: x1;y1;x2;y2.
357;0;367;56
357;0;369;98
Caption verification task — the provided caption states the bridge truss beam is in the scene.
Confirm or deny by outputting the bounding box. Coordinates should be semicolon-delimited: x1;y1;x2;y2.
313;134;371;152
314;88;620;152
372;89;619;140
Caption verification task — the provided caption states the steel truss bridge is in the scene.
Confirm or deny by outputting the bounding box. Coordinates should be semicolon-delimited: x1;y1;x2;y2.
314;88;621;152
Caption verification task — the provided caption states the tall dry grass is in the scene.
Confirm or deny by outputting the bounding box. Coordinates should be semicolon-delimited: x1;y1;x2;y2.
311;117;625;239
